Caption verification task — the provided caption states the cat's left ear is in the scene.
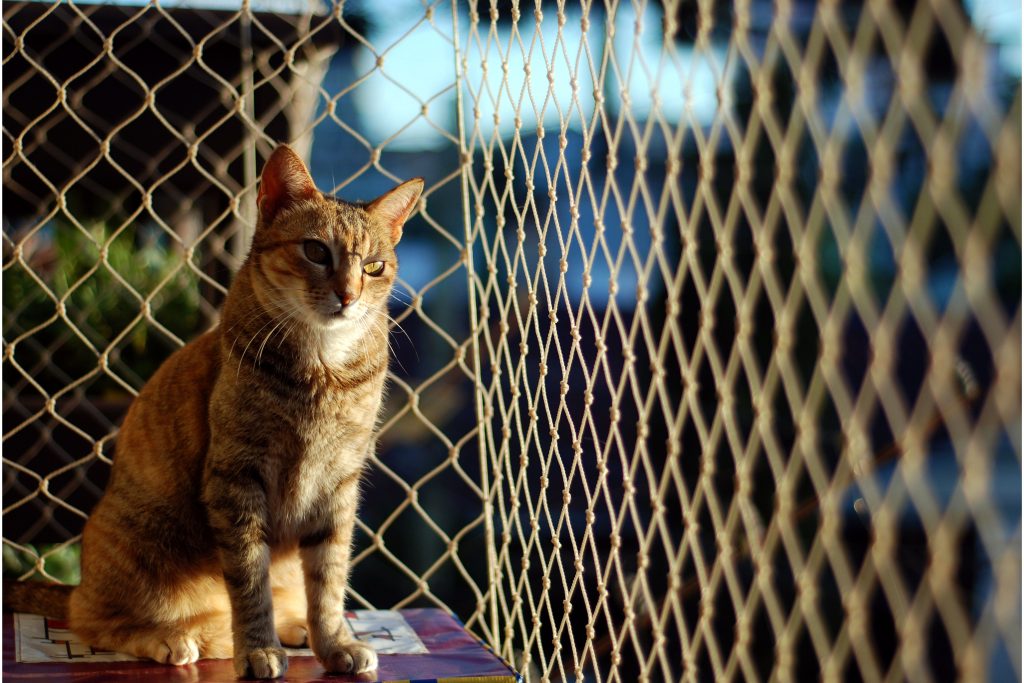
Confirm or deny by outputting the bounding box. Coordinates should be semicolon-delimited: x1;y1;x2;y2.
366;178;424;245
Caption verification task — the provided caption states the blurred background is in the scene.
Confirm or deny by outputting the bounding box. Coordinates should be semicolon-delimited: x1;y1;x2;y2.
3;0;1021;680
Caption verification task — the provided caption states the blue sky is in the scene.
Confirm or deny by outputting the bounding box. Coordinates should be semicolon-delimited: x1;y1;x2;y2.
76;0;1022;152
348;1;725;150
344;0;1021;150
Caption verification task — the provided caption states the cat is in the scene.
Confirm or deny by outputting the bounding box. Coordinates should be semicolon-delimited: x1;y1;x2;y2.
6;145;423;679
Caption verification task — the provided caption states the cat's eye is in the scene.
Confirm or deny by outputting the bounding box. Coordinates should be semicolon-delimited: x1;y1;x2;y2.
303;240;331;266
363;261;386;276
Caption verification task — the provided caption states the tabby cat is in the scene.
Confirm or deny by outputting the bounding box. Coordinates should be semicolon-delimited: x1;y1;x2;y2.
12;145;423;678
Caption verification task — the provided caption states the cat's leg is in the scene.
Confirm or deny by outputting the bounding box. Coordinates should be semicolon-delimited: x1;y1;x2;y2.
73;597;233;664
70;606;203;666
70;519;231;666
298;491;377;674
204;461;287;679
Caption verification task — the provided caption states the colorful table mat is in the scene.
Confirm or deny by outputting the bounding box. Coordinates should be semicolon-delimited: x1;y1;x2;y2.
5;608;521;682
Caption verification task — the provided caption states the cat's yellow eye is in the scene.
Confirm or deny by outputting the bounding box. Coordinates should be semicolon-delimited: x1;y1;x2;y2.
363;261;386;276
303;240;331;266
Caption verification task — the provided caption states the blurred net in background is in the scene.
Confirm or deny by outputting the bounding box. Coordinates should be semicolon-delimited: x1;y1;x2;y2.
3;1;1021;681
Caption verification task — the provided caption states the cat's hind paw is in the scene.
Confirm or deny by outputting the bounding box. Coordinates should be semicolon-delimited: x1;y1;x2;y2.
234;645;288;679
276;621;308;647
319;641;378;674
152;634;200;666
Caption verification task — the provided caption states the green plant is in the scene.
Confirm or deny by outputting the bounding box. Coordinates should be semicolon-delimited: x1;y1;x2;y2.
3;542;81;585
4;220;203;397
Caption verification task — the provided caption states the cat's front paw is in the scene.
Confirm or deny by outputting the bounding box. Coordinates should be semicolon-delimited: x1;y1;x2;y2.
234;645;288;679
319;641;378;674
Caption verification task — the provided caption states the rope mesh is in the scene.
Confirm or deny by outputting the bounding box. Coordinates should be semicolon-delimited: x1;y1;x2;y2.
4;1;1021;681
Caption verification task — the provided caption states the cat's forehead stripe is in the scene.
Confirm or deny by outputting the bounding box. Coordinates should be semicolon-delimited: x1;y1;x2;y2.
267;198;388;257
325;203;383;254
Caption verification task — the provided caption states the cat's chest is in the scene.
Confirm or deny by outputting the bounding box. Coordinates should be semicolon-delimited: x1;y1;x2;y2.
216;341;387;533
296;408;373;460
269;392;380;530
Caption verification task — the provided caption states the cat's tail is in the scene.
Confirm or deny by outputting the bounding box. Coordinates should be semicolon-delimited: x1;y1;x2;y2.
3;579;72;619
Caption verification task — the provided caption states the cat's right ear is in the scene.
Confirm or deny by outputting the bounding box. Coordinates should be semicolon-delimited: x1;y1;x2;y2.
257;145;319;227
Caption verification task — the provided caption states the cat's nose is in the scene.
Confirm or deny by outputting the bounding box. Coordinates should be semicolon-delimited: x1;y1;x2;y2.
337;290;357;307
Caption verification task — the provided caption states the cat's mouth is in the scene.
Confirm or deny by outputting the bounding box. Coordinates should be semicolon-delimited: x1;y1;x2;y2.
321;305;363;324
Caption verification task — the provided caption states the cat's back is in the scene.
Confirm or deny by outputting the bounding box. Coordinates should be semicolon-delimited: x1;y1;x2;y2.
79;327;224;595
108;328;222;494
